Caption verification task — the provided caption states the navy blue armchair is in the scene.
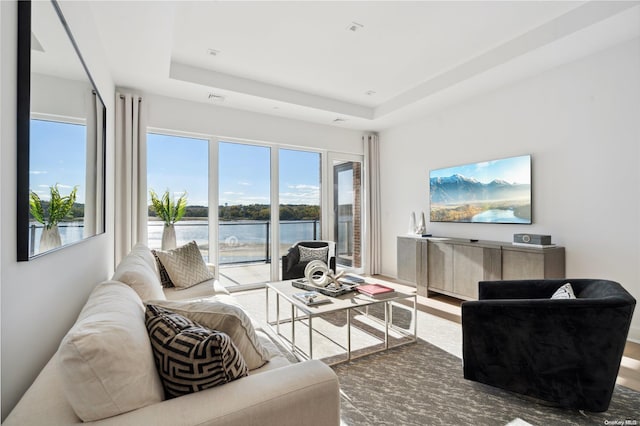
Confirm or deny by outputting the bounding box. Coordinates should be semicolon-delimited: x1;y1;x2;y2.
462;279;636;412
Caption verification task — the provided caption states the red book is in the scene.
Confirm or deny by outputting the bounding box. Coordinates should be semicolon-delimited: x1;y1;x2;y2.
356;283;395;297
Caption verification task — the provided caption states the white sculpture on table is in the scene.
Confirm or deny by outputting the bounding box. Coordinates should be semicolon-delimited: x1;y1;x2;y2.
304;260;344;288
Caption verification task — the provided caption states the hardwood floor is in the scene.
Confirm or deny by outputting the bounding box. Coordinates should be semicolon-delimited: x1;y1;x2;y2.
375;275;640;393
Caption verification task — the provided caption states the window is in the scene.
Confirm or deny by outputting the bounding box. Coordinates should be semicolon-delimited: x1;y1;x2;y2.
147;133;209;258
218;141;271;286
279;149;322;261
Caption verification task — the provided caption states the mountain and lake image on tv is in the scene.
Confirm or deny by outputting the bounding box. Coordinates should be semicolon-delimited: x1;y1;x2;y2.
429;155;532;224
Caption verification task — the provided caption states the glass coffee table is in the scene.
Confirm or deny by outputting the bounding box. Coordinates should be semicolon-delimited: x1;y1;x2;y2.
265;280;417;364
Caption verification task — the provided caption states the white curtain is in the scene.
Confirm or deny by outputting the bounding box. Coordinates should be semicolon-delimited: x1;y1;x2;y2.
115;93;147;263
84;90;105;238
364;133;382;275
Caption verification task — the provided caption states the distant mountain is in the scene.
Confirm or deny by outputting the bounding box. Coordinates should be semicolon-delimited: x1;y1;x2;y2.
430;174;530;204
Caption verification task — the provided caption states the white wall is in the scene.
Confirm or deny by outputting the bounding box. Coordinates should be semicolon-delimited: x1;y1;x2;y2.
379;37;640;340
145;94;364;154
0;1;116;419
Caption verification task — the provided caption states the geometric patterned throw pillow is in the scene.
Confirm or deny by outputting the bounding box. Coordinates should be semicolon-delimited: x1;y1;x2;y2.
154;241;213;289
145;304;248;399
298;245;329;264
151;249;174;288
551;282;576;299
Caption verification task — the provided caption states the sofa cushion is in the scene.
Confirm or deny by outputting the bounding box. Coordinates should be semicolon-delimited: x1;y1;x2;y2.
154;241;213;289
163;278;229;300
113;246;165;301
152;249;175;288
145;305;249;399
148;296;273;370
57;281;164;422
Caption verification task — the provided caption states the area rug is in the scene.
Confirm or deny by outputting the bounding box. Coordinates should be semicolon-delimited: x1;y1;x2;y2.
332;339;640;426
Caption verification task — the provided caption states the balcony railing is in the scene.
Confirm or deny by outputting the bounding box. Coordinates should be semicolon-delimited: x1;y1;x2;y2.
147;219;323;265
29;222;84;257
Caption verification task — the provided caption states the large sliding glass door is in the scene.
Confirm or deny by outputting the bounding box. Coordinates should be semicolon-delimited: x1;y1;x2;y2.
279;149;321;278
218;141;271;287
333;159;362;270
148;131;345;288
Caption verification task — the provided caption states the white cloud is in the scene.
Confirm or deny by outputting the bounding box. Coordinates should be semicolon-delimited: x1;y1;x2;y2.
30;170;48;175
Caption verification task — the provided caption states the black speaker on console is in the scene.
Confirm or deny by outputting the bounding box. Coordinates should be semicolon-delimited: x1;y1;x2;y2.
513;234;552;245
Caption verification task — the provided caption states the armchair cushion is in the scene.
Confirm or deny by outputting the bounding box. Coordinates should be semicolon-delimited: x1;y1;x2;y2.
298;245;329;263
551;282;576;299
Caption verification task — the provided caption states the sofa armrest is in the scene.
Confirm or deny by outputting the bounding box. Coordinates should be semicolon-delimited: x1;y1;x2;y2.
95;360;340;426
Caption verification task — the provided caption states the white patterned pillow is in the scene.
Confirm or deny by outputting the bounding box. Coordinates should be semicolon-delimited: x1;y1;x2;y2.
551;283;576;299
147;296;273;370
298;245;329;263
145;305;248;399
154;241;213;289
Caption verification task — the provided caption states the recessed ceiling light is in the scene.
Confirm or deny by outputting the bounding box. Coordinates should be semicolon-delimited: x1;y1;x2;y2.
345;22;363;32
365;90;376;96
208;93;225;102
207;48;220;56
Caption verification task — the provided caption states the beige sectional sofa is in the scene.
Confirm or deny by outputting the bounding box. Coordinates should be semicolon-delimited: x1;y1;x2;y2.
4;244;340;426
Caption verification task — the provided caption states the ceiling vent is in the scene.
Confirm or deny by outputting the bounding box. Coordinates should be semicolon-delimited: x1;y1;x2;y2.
365;90;376;96
345;22;363;32
207;48;220;56
333;117;347;123
208;93;225;102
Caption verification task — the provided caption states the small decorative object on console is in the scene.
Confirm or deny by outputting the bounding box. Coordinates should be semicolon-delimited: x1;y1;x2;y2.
293;291;332;306
356;283;396;298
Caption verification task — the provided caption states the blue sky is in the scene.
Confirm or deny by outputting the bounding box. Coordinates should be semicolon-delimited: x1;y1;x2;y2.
430;155;531;185
30;119;86;203
30;128;322;208
147;134;320;206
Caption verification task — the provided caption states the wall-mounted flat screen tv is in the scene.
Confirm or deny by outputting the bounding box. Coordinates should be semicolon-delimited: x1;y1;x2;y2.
430;155;531;224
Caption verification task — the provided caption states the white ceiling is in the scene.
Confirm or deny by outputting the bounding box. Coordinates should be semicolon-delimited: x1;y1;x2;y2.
86;1;640;131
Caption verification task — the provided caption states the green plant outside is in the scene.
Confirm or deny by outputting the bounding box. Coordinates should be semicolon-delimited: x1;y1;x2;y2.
150;189;187;226
29;184;78;230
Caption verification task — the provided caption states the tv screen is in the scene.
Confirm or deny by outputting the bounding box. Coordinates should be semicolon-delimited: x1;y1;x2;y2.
429;155;531;224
